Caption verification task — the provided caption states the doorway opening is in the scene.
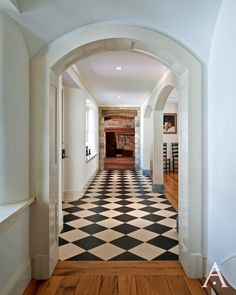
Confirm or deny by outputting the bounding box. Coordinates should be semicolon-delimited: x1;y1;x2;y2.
59;64;178;261
31;26;203;279
103;110;138;170
105;115;135;170
163;88;179;211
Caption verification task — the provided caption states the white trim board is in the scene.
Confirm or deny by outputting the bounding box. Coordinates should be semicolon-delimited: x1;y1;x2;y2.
1;259;31;295
0;198;35;226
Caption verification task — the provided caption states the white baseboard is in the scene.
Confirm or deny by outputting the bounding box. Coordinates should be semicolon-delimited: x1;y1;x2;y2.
179;242;203;278
2;259;31;295
49;242;58;278
32;255;50;280
32;253;62;280
59;220;63;233
84;168;99;192
63;188;83;202
204;255;214;277
63;168;99;202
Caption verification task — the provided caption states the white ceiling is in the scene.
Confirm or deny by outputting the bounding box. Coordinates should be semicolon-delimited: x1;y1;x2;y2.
5;0;222;60
62;71;79;89
75;50;167;106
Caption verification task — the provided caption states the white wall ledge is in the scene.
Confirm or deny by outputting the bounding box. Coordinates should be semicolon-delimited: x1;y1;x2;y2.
85;153;98;163
0;198;35;225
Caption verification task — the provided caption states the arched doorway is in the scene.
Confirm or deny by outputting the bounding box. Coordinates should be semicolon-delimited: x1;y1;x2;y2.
31;24;203;279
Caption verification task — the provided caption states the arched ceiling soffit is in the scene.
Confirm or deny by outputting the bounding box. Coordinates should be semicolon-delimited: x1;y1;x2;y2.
52;38;186;78
144;105;153;119
155;85;175;111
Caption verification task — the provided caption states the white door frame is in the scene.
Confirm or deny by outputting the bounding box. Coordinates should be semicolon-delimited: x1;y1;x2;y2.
30;24;203;279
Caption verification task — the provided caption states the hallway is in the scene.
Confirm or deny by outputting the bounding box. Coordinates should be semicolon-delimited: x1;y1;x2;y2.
59;170;178;261
2;1;236;294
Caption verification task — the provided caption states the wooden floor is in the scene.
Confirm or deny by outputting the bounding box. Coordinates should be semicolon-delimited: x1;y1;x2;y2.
164;172;178;211
104;157;135;170
24;261;207;295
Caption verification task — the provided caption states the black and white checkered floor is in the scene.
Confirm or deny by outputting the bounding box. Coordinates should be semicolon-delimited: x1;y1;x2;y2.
59;170;178;261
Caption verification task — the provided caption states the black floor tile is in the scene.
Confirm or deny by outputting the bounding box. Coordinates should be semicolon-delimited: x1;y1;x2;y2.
144;223;171;234
113;214;137;223
85;214;108;223
67;252;103;261
80;224;107;234
112;224;140;234
142;214;165;222
111;236;142;250
111;252;145;261
73;236;105;250
147;236;178;250
61;224;75;233
154;252;178;260
63;214;79;223
59;237;69;246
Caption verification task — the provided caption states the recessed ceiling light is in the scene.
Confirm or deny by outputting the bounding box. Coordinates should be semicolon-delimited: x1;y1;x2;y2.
118;95;121;98
116;66;122;70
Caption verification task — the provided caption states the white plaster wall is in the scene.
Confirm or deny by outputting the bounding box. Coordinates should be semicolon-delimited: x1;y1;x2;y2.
5;0;222;62
140;100;150;170
207;0;236;287
63;87;86;192
87;107;99;157
0;12;31;294
84;155;99;185
0;12;29;205
163;103;178;159
0;209;31;295
63;87;99;196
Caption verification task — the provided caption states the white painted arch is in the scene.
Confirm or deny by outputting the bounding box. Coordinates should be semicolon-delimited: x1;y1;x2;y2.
141;70;178;181
31;23;203;279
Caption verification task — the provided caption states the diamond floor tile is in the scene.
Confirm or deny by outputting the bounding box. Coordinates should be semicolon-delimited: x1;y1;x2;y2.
59;170;178;261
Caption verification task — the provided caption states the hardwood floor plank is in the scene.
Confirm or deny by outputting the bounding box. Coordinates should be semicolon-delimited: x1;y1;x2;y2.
55;275;80;295
167;275;191;295
135;275;155;295
23;280;44;295
99;275;119;295
24;261;205;295
104;157;135;170
118;275;137;295
34;276;64;295
164;172;178;211
53;261;183;276
75;275;101;295
183;276;207;295
148;275;172;295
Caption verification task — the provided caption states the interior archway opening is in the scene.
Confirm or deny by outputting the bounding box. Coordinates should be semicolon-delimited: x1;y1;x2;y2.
58;46;180;262
31;25;203;279
162;88;179;211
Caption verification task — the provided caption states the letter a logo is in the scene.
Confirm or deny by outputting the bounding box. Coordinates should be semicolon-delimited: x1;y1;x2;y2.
203;262;228;288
